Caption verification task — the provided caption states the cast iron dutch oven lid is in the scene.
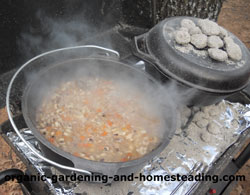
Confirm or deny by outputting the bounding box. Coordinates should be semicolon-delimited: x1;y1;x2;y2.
136;16;250;93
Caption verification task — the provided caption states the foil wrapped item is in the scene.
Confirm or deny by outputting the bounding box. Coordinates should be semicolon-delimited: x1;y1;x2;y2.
6;100;250;195
134;101;250;195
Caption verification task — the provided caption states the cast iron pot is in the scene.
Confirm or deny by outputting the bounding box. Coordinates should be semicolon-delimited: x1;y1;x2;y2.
133;16;250;106
20;46;177;179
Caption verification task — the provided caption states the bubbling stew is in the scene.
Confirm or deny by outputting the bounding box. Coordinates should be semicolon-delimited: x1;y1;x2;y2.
36;77;162;162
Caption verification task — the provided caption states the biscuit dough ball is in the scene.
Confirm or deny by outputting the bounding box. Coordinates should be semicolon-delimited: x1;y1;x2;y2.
226;42;242;61
208;48;228;62
198;19;220;36
175;30;191;45
189;26;202;35
190;34;207;49
219;26;228;38
179;27;189;32
207;36;224;48
181;19;196;29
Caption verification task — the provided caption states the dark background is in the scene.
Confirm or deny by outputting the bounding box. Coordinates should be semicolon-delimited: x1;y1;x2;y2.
0;0;223;74
0;0;121;74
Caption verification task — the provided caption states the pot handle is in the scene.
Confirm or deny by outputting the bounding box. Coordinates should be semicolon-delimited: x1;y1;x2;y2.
84;45;120;59
133;35;156;63
242;83;250;98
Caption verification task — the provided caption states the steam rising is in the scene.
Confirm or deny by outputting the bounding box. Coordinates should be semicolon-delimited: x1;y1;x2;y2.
18;11;112;59
19;11;195;141
23;57;178;140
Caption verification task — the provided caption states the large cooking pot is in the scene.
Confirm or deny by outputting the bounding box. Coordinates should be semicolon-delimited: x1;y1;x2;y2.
15;46;177;179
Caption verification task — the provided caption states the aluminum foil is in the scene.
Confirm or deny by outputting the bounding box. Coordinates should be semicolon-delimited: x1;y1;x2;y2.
6;100;250;195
